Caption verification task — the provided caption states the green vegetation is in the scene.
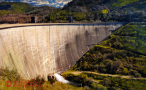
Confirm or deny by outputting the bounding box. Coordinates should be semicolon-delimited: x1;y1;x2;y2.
0;10;19;16
70;23;146;78
46;10;87;22
0;68;84;90
43;0;146;22
0;2;35;16
10;3;34;13
1;67;22;81
62;72;146;90
63;23;146;89
102;23;146;55
0;2;57;23
102;9;108;14
1;0;146;23
112;0;139;8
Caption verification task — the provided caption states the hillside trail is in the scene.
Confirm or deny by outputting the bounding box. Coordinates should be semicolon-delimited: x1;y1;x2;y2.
67;71;146;80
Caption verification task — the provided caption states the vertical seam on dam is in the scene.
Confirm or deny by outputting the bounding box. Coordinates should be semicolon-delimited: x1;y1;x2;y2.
63;25;69;69
74;26;80;59
53;26;56;74
22;27;30;78
0;34;8;69
79;25;84;55
47;25;50;75
35;26;40;77
68;25;74;62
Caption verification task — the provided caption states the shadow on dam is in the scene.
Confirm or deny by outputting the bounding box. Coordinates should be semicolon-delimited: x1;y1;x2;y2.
0;22;126;80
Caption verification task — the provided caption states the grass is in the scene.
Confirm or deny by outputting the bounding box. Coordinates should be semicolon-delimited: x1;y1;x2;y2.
62;72;146;90
0;68;84;90
0;80;84;90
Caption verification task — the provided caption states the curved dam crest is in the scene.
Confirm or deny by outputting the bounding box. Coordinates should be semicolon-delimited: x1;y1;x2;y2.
0;22;125;80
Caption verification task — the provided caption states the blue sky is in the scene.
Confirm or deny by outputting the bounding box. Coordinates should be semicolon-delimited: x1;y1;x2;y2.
0;0;72;7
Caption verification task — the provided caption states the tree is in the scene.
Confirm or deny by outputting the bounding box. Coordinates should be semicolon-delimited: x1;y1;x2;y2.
73;12;86;21
102;9;108;15
83;61;88;70
122;68;128;75
141;68;146;77
102;78;111;87
91;82;107;90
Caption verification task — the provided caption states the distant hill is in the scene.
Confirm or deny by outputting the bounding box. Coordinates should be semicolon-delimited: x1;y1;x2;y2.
64;0;146;11
1;0;146;23
25;6;57;16
0;2;57;23
0;2;35;13
45;0;146;22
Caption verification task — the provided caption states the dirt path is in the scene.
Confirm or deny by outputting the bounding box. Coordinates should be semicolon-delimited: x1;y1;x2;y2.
68;71;146;80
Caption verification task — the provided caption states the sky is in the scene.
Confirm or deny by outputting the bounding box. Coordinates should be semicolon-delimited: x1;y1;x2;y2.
0;0;72;7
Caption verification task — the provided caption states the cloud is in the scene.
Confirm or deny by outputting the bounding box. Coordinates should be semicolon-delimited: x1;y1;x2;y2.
0;0;5;2
0;0;72;7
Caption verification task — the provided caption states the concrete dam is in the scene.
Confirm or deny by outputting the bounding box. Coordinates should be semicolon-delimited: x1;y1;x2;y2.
0;22;125;80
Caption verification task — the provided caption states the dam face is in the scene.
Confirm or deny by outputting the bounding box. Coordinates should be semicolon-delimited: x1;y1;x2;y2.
0;22;125;80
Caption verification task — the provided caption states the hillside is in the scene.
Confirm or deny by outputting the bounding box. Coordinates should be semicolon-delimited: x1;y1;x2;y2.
64;0;146;12
0;2;57;23
71;23;146;77
1;1;146;23
45;0;146;22
0;2;35;14
61;22;146;90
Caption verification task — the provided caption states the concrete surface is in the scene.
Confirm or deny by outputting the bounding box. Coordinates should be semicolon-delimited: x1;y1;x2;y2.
0;22;126;80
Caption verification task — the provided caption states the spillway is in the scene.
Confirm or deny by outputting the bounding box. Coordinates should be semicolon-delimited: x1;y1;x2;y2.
0;22;126;80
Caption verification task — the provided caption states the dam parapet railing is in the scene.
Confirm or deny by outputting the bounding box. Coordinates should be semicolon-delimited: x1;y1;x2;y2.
0;22;126;30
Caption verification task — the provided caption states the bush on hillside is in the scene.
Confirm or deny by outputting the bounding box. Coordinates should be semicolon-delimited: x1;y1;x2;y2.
2;68;21;81
91;82;107;90
134;73;141;78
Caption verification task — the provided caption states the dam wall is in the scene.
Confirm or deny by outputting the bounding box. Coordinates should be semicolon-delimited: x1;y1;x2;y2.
0;22;126;80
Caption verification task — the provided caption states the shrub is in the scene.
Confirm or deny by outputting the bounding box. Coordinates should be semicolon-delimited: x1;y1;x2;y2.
84;86;90;90
134;73;141;78
130;70;138;75
82;20;87;22
141;68;146;77
28;76;45;86
79;73;88;85
91;65;98;72
86;77;93;86
91;82;107;90
122;68;128;75
102;78;111;87
73;12;86;21
99;65;106;73
48;78;55;85
128;64;133;70
2;68;21;81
